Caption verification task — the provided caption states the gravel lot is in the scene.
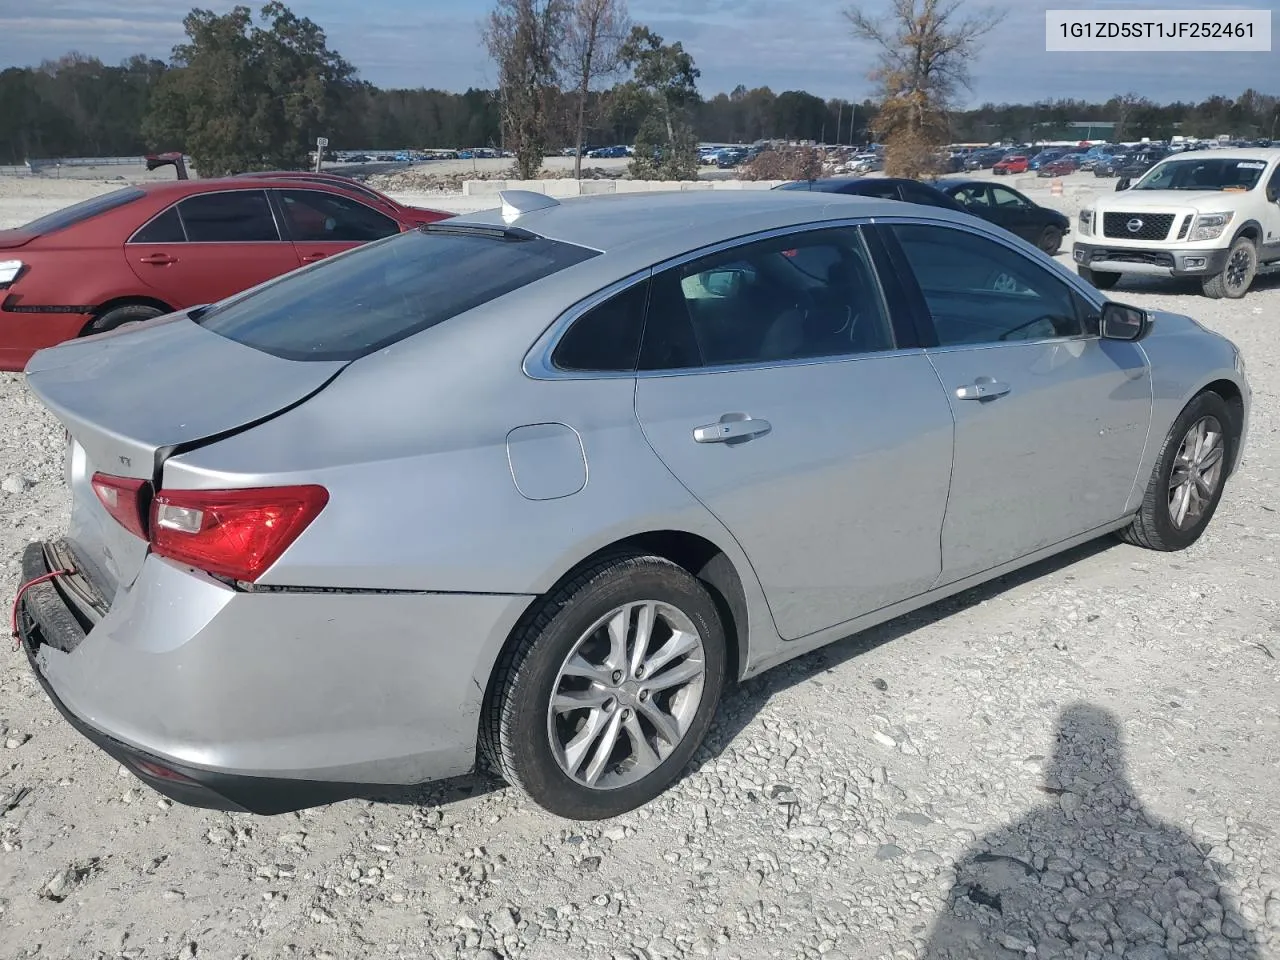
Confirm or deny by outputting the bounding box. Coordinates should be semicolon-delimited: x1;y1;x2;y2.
0;172;1278;960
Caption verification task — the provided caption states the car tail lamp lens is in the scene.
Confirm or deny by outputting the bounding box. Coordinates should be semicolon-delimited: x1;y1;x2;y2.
91;473;151;540
132;759;198;784
150;485;329;583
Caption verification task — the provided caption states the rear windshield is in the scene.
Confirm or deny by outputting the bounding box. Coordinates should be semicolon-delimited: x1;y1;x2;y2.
19;187;145;235
194;226;600;361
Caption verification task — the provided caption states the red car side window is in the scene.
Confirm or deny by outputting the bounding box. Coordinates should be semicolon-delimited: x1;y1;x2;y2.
129;206;187;244
278;190;400;243
178;191;280;243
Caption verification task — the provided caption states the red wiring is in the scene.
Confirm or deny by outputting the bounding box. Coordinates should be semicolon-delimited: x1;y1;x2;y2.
11;569;74;650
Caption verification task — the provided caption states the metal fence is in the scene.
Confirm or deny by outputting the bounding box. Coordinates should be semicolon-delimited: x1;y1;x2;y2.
0;156;189;177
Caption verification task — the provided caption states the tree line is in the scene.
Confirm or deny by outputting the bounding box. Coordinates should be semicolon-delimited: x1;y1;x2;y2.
0;1;1275;176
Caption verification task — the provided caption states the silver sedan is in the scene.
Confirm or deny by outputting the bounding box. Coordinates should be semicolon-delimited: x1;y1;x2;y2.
16;189;1250;820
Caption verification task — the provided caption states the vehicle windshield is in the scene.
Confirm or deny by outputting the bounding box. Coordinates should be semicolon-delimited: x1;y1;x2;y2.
1132;157;1267;191
17;187;145;235
194;226;599;361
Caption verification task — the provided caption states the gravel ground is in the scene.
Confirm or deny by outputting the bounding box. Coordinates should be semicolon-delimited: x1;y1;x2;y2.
0;174;1278;960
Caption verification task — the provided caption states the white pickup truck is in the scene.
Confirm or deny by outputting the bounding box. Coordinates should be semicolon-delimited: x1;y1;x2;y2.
1072;148;1280;298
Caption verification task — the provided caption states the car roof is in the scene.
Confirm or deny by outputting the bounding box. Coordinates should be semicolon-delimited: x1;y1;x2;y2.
934;178;1006;190
447;190;937;259
1157;147;1280;162
132;176;370;199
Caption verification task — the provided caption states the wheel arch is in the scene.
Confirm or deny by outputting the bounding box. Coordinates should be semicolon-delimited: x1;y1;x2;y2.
1198;377;1246;476
1231;220;1263;247
80;295;176;336
478;529;754;734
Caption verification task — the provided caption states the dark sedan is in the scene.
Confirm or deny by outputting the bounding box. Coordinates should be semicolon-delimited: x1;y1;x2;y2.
1113;150;1171;185
774;177;968;212
936;179;1071;254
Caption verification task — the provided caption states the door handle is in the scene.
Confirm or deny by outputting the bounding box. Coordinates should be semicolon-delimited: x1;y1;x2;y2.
693;416;772;443
955;379;1011;400
138;253;177;265
300;253;327;263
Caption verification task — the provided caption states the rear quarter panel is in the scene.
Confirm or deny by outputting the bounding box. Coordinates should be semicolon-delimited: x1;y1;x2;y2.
161;299;781;692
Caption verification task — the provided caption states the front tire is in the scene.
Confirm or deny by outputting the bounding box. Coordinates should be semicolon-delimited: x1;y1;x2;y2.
481;553;726;820
1119;391;1234;551
1038;226;1063;256
1201;237;1257;299
1077;265;1120;290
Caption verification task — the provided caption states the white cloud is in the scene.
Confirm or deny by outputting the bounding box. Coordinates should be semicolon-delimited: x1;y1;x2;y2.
0;0;1269;101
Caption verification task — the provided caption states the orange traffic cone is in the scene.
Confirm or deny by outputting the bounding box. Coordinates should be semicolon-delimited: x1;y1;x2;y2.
1051;179;1064;196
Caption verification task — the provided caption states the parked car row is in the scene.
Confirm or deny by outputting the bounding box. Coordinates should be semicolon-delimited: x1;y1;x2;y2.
14;185;1250;824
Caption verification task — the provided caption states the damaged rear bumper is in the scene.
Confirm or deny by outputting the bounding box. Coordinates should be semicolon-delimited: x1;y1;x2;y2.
17;541;533;814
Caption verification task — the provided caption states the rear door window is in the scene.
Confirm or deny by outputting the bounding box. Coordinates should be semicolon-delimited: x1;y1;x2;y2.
195;227;599;361
178;190;280;242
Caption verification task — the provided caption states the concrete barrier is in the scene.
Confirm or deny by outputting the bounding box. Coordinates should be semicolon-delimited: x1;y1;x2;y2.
463;180;507;196
462;178;787;196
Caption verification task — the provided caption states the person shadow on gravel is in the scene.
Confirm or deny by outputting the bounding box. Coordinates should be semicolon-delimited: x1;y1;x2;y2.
920;703;1263;960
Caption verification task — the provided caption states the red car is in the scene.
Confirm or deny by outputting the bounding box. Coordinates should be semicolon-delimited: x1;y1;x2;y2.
1038;157;1080;177
0;177;450;370
993;155;1029;175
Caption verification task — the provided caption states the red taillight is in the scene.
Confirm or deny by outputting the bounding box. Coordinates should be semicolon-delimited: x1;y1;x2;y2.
149;485;329;583
91;473;151;540
131;759;198;784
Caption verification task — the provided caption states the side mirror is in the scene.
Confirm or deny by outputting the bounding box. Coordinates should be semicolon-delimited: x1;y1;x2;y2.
1100;301;1150;341
1268;185;1279;203
700;269;748;298
1115;177;1131;191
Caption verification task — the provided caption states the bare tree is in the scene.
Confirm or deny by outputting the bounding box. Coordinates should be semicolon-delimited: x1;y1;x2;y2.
846;0;1000;177
1111;91;1153;142
562;0;629;177
483;0;568;179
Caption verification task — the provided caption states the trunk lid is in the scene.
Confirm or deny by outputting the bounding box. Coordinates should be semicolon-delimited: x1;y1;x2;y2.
26;314;346;595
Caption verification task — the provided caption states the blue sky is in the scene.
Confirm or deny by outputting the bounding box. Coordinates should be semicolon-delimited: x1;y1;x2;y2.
0;0;1273;105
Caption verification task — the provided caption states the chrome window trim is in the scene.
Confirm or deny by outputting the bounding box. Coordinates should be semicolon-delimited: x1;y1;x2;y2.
524;217;891;381
635;345;930;379
523;270;653;380
523;212;1110;382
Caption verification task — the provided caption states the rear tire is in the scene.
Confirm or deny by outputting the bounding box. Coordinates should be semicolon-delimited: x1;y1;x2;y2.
480;552;726;820
1119;391;1234;552
1038;226;1063;256
1201;237;1257;300
1077;265;1120;290
85;303;165;335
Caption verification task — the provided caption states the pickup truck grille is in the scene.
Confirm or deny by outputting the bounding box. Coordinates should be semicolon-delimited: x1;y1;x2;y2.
1103;212;1176;241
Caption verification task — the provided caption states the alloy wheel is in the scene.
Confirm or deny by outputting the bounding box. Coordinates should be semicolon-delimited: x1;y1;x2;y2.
1168;415;1225;530
1225;248;1252;293
547;600;706;790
